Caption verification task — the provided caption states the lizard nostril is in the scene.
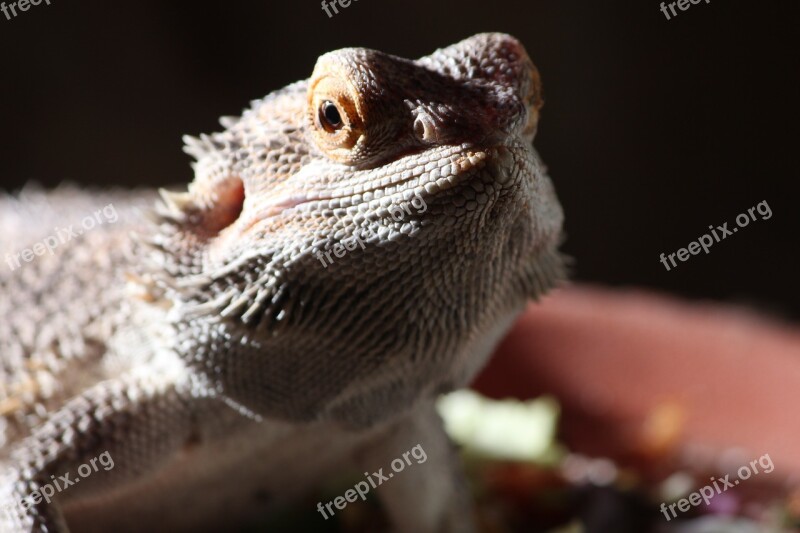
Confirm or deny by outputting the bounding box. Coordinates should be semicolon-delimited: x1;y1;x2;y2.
413;114;440;143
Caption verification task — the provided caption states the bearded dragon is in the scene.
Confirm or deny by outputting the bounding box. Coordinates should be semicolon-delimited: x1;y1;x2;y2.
0;33;565;532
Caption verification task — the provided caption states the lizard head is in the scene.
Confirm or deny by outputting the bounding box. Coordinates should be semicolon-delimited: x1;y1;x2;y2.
147;33;564;424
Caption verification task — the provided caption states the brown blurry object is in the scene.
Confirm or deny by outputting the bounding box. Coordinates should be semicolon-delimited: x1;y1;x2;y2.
473;285;800;483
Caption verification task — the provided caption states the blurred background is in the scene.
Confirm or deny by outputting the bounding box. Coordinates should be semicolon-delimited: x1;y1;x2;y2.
0;0;797;317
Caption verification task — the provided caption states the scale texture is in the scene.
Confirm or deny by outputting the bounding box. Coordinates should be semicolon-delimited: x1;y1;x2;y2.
0;33;564;532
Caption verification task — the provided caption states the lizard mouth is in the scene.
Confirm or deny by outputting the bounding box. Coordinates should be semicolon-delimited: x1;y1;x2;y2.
238;143;491;230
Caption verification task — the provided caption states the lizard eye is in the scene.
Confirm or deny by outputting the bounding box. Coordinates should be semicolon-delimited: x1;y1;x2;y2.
307;71;365;163
319;101;343;132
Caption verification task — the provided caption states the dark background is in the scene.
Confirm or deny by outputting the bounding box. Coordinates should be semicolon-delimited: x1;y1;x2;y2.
1;0;797;316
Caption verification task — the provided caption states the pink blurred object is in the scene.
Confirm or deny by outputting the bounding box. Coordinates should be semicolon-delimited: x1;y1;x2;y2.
473;284;800;486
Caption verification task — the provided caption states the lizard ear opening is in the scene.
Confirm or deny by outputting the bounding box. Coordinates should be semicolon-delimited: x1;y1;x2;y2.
307;68;365;164
183;175;245;234
205;175;245;233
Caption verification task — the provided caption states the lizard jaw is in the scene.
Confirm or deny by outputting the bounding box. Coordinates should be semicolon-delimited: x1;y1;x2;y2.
241;145;490;227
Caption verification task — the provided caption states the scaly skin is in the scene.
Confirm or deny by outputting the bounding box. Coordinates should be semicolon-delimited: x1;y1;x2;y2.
0;33;564;532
